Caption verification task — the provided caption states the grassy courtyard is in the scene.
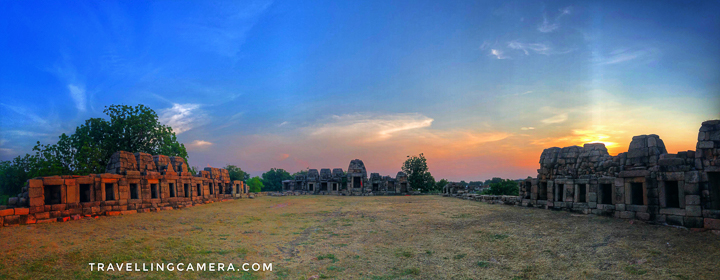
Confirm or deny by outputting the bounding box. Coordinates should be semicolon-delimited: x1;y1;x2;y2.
1;195;720;279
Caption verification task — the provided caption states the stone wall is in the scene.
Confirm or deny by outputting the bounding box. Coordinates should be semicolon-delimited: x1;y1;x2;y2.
0;151;249;227
281;159;413;196
449;120;720;232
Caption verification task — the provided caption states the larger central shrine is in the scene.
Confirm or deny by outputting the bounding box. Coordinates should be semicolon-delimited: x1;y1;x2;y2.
281;159;411;195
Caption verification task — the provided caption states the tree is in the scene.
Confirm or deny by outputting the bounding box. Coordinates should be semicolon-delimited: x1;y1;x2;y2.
224;165;249;181
261;168;292;192
247;177;264;193
435;179;449;192
0;104;189;197
481;179;519;196
401;153;436;193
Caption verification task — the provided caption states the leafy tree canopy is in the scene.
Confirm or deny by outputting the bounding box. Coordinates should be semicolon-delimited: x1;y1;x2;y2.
0;104;188;197
481;179;519;196
261;168;292;192
247;177;264;193
225;165;249;181
401;153;436;193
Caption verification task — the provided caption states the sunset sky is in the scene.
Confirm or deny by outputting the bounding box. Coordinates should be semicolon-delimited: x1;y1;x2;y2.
1;1;719;181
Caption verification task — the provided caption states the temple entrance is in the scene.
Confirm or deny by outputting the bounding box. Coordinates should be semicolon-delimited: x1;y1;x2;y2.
400;183;407;193
80;184;92;203
665;181;680;208
556;184;564;202
524;182;531;199
388;182;395;192
710;172;720;210
131;184;139;199
577;184;586;203
539;182;548;200
185;184;190;198
631;182;644;205
321;182;328;191
44;185;61;205
169;183;176;197
309;183;314;192
353;177;361;188
373;183;379;192
600;183;612;204
105;183;115;201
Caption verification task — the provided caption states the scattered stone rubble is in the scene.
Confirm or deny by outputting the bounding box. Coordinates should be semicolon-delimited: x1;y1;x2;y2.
0;151;254;227
280;159;413;196
445;120;720;232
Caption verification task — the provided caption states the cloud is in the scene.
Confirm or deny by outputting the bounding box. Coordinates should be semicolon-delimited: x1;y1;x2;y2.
278;121;289;127
188;140;213;148
537;6;571;33
541;113;568;124
0;103;48;125
538;15;559;33
159;103;206;134
521;127;535;130
490;49;509;59
507;41;573;56
594;48;660;65
308;113;433;142
67;84;87;112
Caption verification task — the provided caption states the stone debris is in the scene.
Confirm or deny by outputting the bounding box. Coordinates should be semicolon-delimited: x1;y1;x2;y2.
445;119;720;231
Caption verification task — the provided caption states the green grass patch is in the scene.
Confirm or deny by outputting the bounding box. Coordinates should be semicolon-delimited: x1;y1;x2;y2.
395;248;414;258
453;253;466;260
317;254;337;262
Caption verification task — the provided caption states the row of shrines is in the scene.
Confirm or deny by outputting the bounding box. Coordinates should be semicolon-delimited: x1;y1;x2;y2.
517;120;720;229
0;151;248;226
281;159;411;195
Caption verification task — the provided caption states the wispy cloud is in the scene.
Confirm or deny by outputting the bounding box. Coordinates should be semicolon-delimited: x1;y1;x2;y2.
0;103;48;125
541;113;568;124
159;103;207;134
67;84;87;112
308;113;433;142
594;48;660;65
521;127;535;130
538;6;572;33
189;140;213;147
507;41;573;56
278;121;289;127
490;49;509;59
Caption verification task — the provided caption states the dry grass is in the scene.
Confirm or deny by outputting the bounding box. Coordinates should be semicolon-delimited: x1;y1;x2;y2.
1;195;720;279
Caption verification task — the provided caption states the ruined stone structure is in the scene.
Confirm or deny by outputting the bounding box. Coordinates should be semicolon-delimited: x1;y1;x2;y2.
446;120;720;231
0;151;250;227
281;159;412;195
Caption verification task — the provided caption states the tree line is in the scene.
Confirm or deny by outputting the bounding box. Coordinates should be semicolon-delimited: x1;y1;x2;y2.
0;104;519;204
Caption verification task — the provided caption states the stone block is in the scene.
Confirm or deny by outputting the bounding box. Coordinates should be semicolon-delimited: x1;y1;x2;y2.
684;217;704;228
619;211;635;219
588;202;597;208
684;183;700;195
0;209;14;217
704;218;720;230
698;141;714;149
3;215;19;226
105;211;121;216
34;212;50;220
686;206;702;217
51;204;66;211
29;206;44;214
636;212;651;221
43;178;64;186
660;208;686;216
14;208;29;215
667;215;684;226
685;195;701;206
36;218;55;224
616;204;626;211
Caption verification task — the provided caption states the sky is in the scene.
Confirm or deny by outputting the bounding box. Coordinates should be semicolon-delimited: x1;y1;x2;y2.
1;1;719;181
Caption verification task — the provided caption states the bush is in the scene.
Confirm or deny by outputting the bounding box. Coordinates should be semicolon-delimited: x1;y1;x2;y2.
481;179;519;196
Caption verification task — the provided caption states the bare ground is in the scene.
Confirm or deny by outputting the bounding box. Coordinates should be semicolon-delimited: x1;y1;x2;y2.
1;195;719;279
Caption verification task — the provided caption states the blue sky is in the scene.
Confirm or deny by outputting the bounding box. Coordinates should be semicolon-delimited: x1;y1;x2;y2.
1;0;719;181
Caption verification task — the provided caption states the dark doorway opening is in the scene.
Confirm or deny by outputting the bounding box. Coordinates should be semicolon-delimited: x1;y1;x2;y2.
539;182;548;200
524;182;531;199
321;182;328;191
665;181;680;208
710;172;720;210
197;184;202;196
577;184;587;203
209;183;214;195
169;183;176;198
151;184;158;199
353;177;361;188
401;183;407;193
130;184;139;199
309;183;314;192
105;183;115;201
185;184;190;198
631;182;644;205
600;183;612;204
388;182;395;192
80;184;92;203
556;184;564;202
44;185;62;205
373;183;379;192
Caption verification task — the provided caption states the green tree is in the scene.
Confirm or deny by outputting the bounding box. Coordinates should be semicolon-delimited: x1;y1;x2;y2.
435;179;449;192
261;168;292;192
224;165;249;181
481;179;519;196
401;153;436;193
247;177;264;193
0;104;188;197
